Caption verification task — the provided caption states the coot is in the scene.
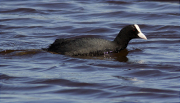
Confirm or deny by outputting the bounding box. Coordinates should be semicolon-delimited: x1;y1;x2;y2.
48;24;147;56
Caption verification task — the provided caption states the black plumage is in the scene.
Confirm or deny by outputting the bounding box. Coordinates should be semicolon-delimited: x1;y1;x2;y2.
47;24;147;56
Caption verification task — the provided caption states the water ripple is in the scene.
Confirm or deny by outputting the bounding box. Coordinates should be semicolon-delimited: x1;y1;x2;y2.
0;0;179;103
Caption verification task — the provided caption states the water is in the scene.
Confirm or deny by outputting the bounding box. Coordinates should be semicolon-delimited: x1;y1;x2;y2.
0;0;180;103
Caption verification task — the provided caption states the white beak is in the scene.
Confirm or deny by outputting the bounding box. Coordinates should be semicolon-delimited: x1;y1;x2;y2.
134;24;147;40
138;32;147;40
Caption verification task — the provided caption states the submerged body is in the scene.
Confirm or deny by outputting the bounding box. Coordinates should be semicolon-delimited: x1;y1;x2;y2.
48;38;119;56
48;24;147;56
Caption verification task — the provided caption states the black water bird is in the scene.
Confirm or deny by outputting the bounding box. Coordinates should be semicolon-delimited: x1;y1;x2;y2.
47;24;147;56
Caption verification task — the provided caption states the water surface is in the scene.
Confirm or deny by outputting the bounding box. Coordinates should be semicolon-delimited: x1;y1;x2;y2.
0;0;180;103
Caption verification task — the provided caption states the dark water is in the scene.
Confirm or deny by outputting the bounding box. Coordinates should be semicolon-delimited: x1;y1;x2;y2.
0;0;180;103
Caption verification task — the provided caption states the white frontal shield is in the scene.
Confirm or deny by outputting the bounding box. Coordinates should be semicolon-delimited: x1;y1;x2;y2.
134;24;147;40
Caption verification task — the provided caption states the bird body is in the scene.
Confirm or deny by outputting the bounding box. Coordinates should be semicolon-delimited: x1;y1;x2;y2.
48;24;147;56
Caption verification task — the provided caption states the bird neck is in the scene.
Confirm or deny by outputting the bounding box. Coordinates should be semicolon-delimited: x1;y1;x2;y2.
113;33;132;50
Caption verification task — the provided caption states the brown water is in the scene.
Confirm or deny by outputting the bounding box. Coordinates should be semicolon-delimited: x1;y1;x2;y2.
0;0;180;103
